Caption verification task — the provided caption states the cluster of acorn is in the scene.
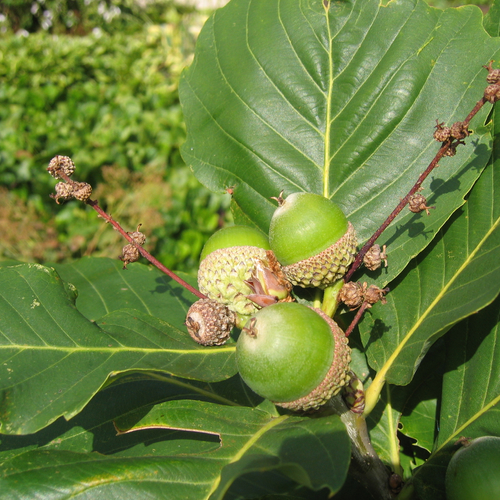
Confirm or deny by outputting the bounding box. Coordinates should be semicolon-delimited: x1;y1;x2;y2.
185;191;362;412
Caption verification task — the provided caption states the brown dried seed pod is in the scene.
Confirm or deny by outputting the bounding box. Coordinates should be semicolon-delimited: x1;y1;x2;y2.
443;145;457;157
73;182;92;202
484;84;500;103
450;121;470;140
364;285;388;306
128;224;146;246
487;69;500;84
47;155;76;179
186;298;236;346
363;244;387;271
485;61;500;84
339;281;365;310
53;182;75;204
408;193;434;215
433;121;452;142
120;244;140;269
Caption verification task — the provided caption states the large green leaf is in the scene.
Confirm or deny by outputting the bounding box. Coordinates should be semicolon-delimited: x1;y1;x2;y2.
52;257;198;329
180;0;500;286
365;339;444;479
360;144;500;401
399;27;500;495
0;263;236;435
0;377;350;499
408;297;500;500
115;400;350;499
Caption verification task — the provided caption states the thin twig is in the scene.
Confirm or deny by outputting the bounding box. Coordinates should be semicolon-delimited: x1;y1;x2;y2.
344;302;371;338
86;198;206;300
345;96;488;283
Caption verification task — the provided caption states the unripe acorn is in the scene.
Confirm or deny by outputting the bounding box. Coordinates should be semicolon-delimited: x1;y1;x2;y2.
445;436;500;500
236;302;351;412
198;225;288;326
199;225;270;262
269;192;357;288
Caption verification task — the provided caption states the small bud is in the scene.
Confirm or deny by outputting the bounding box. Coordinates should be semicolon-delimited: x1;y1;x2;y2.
389;473;404;495
484;61;500;84
363;244;387;271
120;244;140;269
53;182;74;204
450;121;470;140
408;192;434;215
128;224;146;246
484;84;500;103
443;144;458;157
73;182;92;202
339;281;365;310
343;371;365;414
186;298;236;346
47;155;76;179
433;121;451;142
364;284;388;306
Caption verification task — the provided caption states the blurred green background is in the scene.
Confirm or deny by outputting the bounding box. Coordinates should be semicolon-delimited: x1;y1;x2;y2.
0;0;492;273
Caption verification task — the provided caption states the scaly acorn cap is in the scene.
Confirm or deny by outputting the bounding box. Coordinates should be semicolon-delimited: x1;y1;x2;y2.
275;308;351;412
186;298;236;346
282;222;357;288
269;192;357;288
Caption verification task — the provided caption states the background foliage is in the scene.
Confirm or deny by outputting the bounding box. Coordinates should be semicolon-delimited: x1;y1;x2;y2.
0;0;492;270
0;2;231;271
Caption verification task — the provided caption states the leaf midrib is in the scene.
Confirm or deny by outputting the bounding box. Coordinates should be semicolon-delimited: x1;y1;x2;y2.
0;344;236;354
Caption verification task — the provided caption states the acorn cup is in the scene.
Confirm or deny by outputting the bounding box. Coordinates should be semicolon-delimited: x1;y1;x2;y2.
197;225;291;328
236;302;351;412
269;192;357;288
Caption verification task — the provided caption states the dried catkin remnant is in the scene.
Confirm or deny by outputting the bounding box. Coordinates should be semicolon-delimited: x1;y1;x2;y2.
47;155;76;179
434;121;452;142
408;193;434;215
128;225;146;246
364;284;388;306
54;182;75;204
339;281;365;310
363;244;387;271
484;84;500;103
72;182;93;202
120;244;140;269
450;121;471;140
484;61;500;84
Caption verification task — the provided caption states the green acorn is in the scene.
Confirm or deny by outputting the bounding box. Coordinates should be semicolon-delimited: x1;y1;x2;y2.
446;436;500;500
198;225;291;327
236;302;351;412
269;192;357;288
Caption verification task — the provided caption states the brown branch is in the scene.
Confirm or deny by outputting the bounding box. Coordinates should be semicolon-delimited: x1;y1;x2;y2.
344;302;371;338
345;95;488;283
85;199;207;300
